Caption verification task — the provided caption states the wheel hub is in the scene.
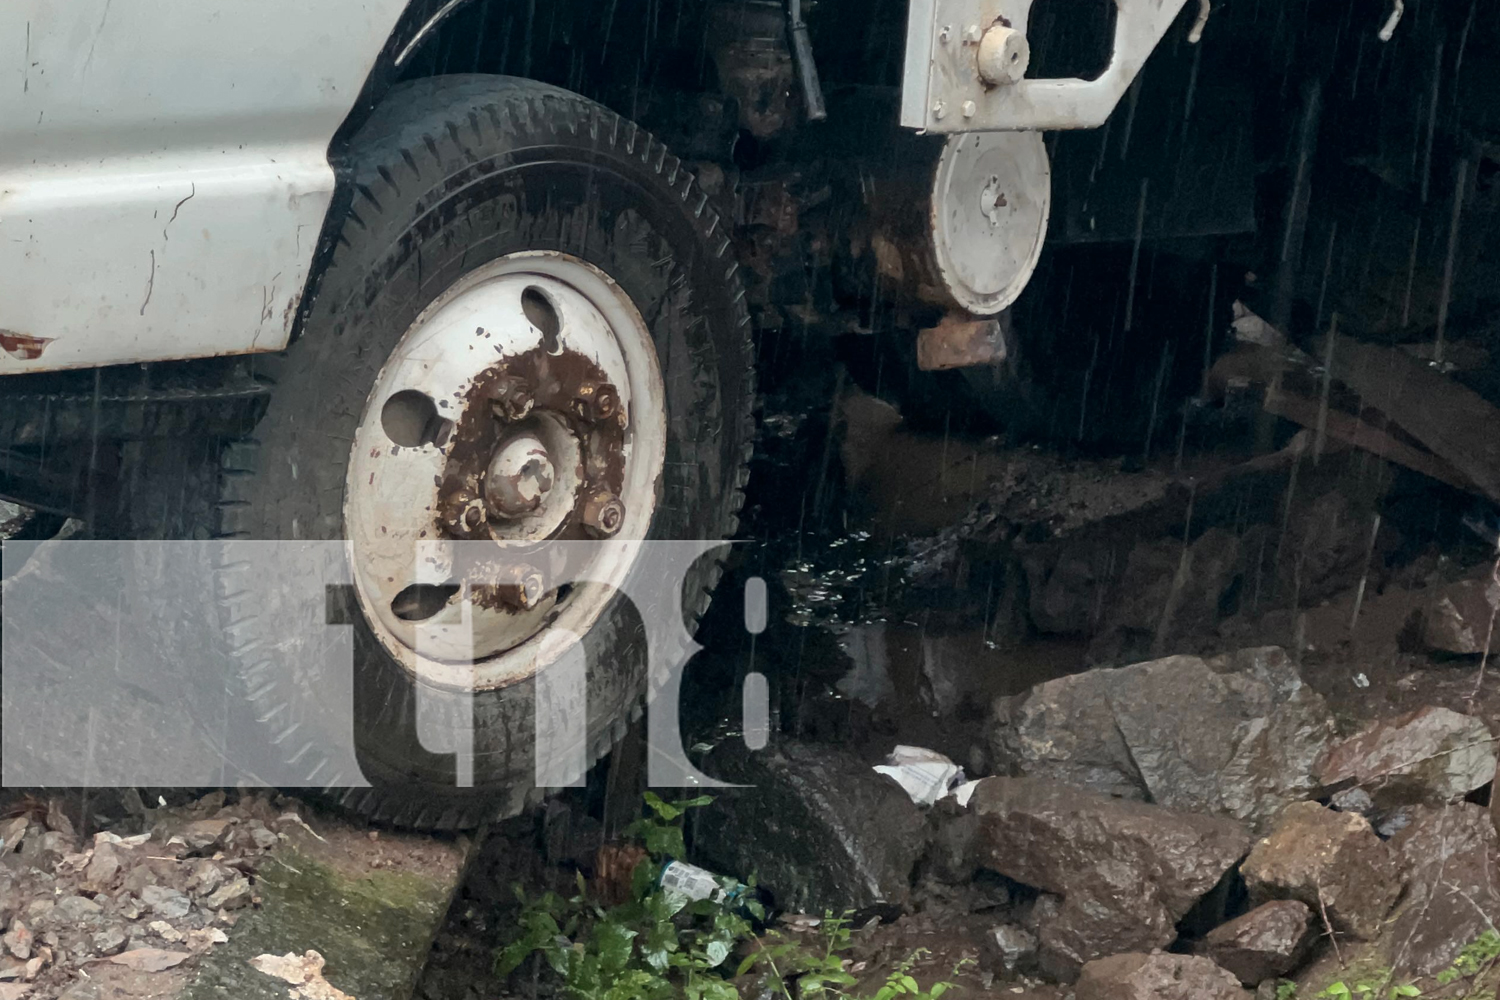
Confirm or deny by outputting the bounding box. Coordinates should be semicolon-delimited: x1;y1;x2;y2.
484;433;554;519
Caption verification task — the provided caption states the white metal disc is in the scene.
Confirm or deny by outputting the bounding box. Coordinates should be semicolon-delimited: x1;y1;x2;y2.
930;130;1051;316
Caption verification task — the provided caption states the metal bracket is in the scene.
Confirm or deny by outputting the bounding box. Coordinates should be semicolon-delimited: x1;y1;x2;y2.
901;0;1194;133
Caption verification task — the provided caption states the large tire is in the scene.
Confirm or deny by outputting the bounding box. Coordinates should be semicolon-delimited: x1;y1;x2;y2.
213;76;753;828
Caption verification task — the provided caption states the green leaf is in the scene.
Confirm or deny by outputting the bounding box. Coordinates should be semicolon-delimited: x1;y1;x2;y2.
698;980;739;1000
643;824;686;860
643;791;682;821
592;920;638;976
1390;986;1421;998
705;938;732;967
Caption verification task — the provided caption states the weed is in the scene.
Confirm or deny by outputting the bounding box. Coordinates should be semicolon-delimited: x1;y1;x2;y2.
494;793;968;1000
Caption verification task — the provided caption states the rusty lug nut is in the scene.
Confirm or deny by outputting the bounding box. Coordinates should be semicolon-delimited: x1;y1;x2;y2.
488;375;534;422
496;564;546;610
572;381;620;423
581;490;626;538
439;492;490;538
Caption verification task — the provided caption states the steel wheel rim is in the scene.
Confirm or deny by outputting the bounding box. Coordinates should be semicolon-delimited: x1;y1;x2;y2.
344;251;666;692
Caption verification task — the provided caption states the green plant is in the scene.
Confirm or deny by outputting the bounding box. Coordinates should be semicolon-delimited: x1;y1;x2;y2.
1437;931;1500;987
496;793;747;1000
495;793;971;1000
1315;978;1420;999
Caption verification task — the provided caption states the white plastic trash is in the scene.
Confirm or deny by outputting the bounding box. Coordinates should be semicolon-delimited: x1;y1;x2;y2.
873;745;963;807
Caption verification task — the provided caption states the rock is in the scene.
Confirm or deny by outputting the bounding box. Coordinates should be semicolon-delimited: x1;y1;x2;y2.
83;844;122;890
1279;491;1379;603
1076;952;1250;1000
147;921;183;944
1104;528;1244;643
184;927;229;953
140;885;191;920
204;876;252;911
2;922;30;961
1202;901;1316;986
107;948;190;972
989;647;1334;831
988;923;1037;973
248;822;279;851
694;739;928;913
922;801;980;885
1319;706;1495;809
52;897;102;927
188;859;227;897
1388;805;1500;977
1241;802;1401;941
969;777;1252;979
22;831;71;867
179;818;233;851
1422;576;1500;655
1025;549;1101;636
1329;787;1375;815
0;818;26;855
89;927;127;957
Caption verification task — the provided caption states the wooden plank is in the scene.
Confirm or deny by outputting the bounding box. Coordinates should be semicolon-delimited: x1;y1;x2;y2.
1326;338;1500;501
1262;385;1477;494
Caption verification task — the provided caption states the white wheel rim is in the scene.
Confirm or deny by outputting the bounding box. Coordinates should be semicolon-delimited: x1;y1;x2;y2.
930;130;1051;316
344;252;666;692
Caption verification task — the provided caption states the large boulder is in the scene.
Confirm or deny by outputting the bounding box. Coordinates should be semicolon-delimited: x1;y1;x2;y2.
1076;952;1250;1000
969;777;1252;979
1100;528;1244;644
1319;706;1495;810
1388;805;1500;978
1421;576;1500;655
1202;901;1316;986
988;647;1335;831
1241;802;1402;941
693;740;928;914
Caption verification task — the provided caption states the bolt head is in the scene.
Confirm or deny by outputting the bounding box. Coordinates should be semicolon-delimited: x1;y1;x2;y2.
938;24;952;43
962;100;976;118
932;101;947;120
581;490;626;538
438;489;490;538
963;24;982;42
495;564;546;610
572;382;620;423
488;375;534;421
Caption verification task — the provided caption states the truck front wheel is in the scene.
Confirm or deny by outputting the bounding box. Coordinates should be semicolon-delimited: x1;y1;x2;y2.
212;76;753;828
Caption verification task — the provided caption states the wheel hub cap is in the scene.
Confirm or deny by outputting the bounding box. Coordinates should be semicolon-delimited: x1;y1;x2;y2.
484;434;554;519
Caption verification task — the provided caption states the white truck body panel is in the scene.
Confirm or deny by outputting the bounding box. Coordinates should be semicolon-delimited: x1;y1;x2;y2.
0;0;406;373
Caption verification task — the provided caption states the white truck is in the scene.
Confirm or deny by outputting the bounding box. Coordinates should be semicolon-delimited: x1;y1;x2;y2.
2;0;1422;825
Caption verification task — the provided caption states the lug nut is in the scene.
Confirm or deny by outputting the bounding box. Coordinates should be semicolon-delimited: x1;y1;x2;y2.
581;490;626;538
438;489;490;538
489;374;534;422
495;564;546;610
572;382;619;423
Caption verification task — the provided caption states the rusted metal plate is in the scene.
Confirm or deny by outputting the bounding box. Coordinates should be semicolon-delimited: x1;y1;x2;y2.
916;314;1008;371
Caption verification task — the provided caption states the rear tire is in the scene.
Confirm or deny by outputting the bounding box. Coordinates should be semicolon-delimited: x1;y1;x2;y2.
213;76;754;828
